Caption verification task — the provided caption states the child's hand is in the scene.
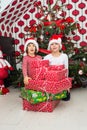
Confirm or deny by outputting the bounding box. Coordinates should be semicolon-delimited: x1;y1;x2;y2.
24;76;32;85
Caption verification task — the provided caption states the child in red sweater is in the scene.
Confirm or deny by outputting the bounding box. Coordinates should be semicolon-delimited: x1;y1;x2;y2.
22;38;42;85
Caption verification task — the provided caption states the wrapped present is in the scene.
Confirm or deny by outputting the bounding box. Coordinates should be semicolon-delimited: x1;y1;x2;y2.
50;90;67;101
29;59;49;69
41;60;49;67
26;90;47;104
42;80;68;94
21;87;27;99
29;60;42;68
48;65;64;71
21;88;67;104
22;99;60;112
59;78;72;90
42;80;62;94
45;70;61;81
25;80;44;91
25;78;72;94
31;67;48;80
45;69;68;82
61;69;68;79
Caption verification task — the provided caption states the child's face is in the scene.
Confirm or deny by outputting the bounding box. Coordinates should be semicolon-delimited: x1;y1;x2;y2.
50;42;60;52
27;43;36;55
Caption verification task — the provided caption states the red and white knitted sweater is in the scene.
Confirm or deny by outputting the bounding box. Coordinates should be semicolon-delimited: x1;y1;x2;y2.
22;55;42;77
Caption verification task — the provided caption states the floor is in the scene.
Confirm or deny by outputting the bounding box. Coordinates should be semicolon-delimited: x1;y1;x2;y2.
0;87;87;130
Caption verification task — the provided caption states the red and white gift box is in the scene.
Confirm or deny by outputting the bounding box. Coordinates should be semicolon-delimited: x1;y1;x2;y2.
43;78;72;94
56;77;72;92
25;80;44;91
25;78;72;94
45;69;68;82
30;67;48;80
29;60;49;69
22;59;72;112
23;99;60;112
41;60;49;67
48;65;64;71
45;71;61;81
61;69;68;79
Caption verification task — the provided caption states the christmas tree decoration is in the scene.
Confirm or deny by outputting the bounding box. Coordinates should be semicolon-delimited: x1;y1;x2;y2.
69;47;87;88
0;49;14;95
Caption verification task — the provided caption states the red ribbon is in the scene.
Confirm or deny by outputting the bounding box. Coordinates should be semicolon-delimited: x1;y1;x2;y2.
39;48;51;54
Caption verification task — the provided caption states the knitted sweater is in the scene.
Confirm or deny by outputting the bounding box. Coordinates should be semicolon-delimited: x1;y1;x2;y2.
22;55;42;77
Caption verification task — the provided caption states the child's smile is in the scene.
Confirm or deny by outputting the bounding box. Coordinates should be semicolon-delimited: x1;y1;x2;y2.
50;43;60;52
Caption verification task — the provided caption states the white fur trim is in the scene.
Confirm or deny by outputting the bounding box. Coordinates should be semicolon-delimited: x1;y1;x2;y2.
48;38;62;50
4;60;11;67
24;40;39;56
0;59;11;67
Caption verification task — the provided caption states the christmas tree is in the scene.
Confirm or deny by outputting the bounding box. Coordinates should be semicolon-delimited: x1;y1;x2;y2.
69;47;87;88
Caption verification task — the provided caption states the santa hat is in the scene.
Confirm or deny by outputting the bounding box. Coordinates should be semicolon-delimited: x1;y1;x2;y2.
48;34;62;50
24;37;39;56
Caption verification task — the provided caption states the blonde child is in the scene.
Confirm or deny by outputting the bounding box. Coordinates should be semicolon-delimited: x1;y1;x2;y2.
22;38;42;85
44;34;70;101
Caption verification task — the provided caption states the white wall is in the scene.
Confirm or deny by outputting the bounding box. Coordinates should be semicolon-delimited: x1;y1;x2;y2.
0;0;13;13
